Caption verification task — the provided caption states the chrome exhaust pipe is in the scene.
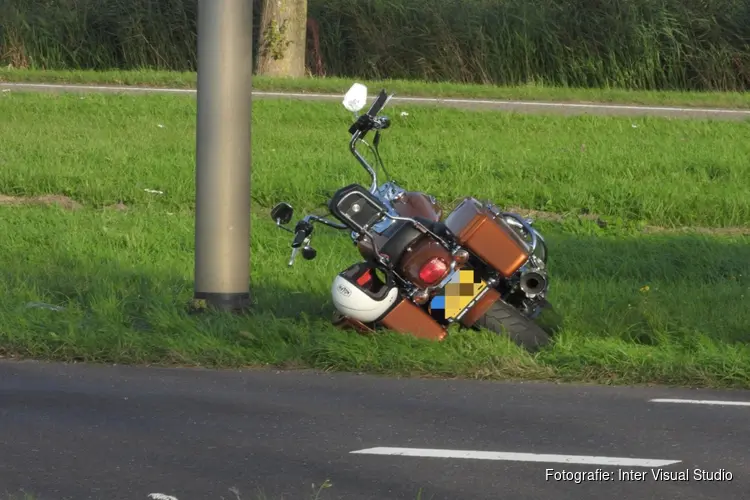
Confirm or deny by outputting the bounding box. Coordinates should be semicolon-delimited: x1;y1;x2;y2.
520;270;547;298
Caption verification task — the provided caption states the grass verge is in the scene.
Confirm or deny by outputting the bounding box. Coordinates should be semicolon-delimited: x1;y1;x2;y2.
0;92;748;389
3;68;750;109
2;92;749;228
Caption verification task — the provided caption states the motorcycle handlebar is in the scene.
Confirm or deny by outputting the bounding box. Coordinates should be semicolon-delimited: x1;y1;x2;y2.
367;89;390;117
291;220;313;248
348;89;392;135
291;230;307;248
286;215;348;266
290;215;348;248
346;88;393;193
347;115;390;136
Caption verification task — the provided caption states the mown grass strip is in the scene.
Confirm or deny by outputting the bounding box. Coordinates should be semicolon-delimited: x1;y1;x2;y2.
1;92;749;228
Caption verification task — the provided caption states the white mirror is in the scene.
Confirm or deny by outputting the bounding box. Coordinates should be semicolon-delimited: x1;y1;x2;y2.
342;83;368;113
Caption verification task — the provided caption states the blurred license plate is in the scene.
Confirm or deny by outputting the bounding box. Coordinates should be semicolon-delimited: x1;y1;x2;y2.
428;268;487;322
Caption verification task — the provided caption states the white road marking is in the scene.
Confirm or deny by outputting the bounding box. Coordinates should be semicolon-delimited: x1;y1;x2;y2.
350;447;680;467
148;494;178;500
650;398;750;407
1;82;750;117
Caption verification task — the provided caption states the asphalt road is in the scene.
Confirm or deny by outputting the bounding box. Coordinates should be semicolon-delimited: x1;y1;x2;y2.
2;82;750;120
2;360;749;500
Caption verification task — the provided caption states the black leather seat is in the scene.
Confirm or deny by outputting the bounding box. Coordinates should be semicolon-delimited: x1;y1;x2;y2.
379;220;424;265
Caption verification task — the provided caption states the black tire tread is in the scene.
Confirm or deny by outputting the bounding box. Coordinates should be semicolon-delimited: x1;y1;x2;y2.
475;300;551;351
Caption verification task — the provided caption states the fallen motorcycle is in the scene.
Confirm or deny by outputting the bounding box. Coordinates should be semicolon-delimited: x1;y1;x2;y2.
270;83;560;350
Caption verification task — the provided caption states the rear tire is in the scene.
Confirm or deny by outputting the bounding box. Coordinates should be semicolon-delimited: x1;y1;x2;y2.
474;300;552;351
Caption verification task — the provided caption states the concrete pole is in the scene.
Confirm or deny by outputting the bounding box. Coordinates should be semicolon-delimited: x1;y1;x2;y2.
194;0;253;312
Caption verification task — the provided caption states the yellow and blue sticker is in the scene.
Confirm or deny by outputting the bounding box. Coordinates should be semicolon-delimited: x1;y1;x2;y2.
429;269;487;322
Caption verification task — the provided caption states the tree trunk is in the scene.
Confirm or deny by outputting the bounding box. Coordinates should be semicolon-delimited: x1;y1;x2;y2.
256;0;308;77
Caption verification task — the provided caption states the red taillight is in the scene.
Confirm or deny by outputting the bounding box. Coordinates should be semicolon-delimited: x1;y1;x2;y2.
418;257;449;285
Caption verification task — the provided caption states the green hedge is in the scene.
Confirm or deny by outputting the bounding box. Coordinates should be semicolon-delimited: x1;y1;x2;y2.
1;0;749;91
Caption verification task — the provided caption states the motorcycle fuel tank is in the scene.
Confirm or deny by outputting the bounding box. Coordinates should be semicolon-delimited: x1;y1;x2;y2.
391;191;442;222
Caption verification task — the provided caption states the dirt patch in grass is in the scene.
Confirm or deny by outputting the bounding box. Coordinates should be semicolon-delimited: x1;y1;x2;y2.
0;190;744;237
0;195;132;212
507;206;587;224
640;225;750;236
506;206;750;236
0;193;744;236
105;202;128;211
0;194;82;210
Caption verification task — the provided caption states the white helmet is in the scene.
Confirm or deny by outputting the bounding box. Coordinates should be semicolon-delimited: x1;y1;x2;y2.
331;271;399;323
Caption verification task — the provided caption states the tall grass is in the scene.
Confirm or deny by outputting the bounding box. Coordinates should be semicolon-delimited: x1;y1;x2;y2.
1;0;749;91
